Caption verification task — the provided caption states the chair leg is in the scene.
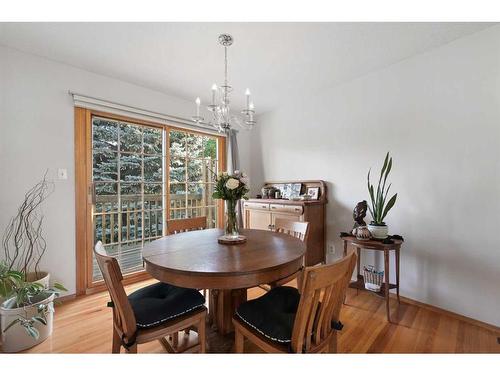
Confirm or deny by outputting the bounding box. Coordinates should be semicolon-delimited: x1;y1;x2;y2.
198;316;206;353
125;343;137;354
112;328;121;354
172;332;179;348
235;327;244;353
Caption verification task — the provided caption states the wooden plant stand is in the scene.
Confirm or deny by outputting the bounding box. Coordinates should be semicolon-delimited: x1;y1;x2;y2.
341;235;403;322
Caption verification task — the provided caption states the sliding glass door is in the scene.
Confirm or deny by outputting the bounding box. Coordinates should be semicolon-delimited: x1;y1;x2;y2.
91;116;165;281
90;115;222;283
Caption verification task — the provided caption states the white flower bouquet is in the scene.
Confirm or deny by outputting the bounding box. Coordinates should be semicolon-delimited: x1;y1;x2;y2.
212;170;250;238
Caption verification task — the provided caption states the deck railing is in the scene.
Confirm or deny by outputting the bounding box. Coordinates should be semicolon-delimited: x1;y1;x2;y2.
94;193;215;245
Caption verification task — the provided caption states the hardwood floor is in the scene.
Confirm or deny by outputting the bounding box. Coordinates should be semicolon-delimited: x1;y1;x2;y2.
14;279;500;354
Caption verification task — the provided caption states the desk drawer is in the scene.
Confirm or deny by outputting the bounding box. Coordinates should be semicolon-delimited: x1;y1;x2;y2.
270;204;303;215
243;202;270;211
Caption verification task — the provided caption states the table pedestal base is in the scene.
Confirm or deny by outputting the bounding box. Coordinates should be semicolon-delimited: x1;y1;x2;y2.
209;288;247;335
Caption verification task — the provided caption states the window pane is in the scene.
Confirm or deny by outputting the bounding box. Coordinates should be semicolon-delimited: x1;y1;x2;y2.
170;209;187;219
187;134;204;158
169;130;186;157
143;127;162;154
121;211;142;241
95;182;117;195
144;210;163;238
170;158;186;183
187;207;203;218
169;183;186;209
119;241;143;274
120;123;142;153
94;213;119;245
204;137;217;159
120;183;142;211
187;183;204;207
206;183;215;206
93;118;118;151
144;155;162;182
120;153;142;182
93;150;118;181
94;182;118;213
206;206;217;228
144;183;163;210
187;159;203;182
144;183;162;195
204;159;218;183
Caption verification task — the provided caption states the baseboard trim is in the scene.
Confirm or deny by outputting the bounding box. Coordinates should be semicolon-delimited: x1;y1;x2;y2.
395;293;500;334
55;293;76;303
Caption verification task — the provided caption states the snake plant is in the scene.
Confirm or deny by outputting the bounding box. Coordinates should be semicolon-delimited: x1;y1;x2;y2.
367;152;397;225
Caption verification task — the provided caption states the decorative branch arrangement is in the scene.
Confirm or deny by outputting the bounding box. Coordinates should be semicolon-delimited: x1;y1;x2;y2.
2;171;54;280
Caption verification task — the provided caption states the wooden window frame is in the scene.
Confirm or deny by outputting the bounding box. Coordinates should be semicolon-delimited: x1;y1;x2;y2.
75;107;226;295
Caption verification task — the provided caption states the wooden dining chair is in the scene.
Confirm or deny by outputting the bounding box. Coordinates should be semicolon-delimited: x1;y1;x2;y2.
166;216;207;235
274;218;310;242
94;241;207;354
166;216;209;302
233;250;356;354
265;219;310;290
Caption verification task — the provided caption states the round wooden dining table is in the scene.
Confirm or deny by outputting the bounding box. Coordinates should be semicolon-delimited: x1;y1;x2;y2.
142;228;306;336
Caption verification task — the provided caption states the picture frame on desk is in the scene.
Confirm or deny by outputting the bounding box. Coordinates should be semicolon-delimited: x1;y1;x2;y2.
281;183;292;199
307;187;319;200
291;183;302;198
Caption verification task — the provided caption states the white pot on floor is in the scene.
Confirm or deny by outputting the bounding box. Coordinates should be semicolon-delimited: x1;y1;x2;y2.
26;272;50;289
0;292;54;353
367;223;389;239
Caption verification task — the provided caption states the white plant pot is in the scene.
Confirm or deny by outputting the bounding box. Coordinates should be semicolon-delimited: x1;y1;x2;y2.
26;272;50;289
0;293;54;353
368;223;389;239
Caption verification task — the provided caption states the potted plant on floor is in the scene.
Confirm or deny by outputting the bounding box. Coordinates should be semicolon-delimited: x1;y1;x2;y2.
0;276;66;353
2;172;54;287
367;152;398;239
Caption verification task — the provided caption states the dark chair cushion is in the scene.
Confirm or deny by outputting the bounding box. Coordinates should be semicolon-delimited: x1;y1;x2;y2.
128;282;205;328
235;286;300;343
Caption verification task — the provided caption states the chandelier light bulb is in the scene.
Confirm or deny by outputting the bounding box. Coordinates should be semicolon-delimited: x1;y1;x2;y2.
195;97;201;105
212;84;218;91
245;88;251;96
249;102;255;110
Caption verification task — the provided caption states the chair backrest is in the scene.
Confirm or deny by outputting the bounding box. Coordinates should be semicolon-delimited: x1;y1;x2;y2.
290;251;356;353
166;216;207;235
94;241;137;340
274;218;309;242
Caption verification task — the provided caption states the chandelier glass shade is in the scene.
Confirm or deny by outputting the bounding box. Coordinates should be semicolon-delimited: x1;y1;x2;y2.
192;34;256;132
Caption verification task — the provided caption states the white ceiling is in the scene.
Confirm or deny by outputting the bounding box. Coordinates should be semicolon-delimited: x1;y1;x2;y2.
0;22;495;113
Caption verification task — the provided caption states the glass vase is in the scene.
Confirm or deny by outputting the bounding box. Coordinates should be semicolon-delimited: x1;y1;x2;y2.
224;199;239;239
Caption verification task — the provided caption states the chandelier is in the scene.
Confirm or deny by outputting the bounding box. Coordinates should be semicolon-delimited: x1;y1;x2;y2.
192;34;256;132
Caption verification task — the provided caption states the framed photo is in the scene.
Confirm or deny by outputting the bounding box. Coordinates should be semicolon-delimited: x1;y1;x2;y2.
307;187;319;200
281;183;293;199
290;183;302;199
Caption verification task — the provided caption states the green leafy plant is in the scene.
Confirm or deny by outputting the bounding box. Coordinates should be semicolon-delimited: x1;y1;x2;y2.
1;276;67;340
0;261;23;298
367;152;397;225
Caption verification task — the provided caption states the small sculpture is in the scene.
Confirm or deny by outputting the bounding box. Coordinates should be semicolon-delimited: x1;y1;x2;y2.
352;200;368;230
351;200;371;239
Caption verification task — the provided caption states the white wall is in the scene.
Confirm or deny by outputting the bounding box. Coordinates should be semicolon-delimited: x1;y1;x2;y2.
0;45;249;295
250;26;500;326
